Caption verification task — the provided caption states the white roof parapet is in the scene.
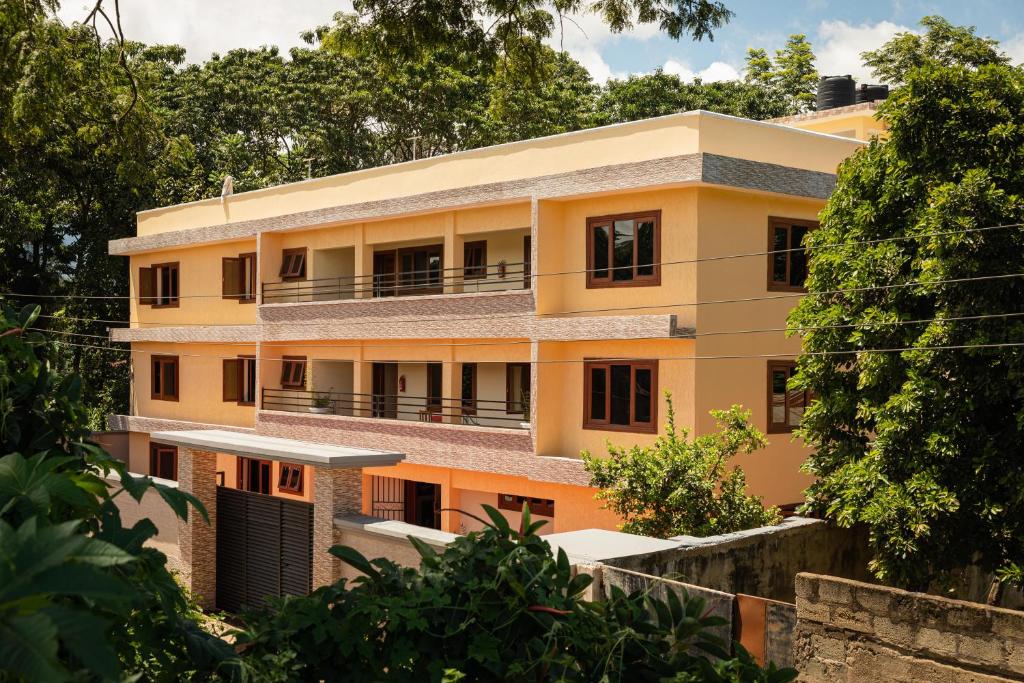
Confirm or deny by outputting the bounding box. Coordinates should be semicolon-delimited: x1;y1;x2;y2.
150;429;404;468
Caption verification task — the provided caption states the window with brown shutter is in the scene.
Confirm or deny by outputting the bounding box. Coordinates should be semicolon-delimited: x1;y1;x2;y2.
278;464;304;494
280;356;306;389
223;257;242;299
150;262;180;307
237;457;271;494
463;241;487;279
222;356;256;405
767;361;808;433
497;493;554;517
138;267;155;305
151;355;179;401
149;443;178;481
223;359;240;402
280;248;307;279
586;211;661;288
583;359;657;433
767;217;818;292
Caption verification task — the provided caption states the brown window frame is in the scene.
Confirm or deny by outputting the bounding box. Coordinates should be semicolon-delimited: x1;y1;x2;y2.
141;262;180;308
149;443;178;481
224;356;257;405
497;493;555;517
585;210;661;289
767;217;818;292
426;362;443;412
505;363;531;414
583;359;658;434
767;360;808;434
280;247;307;280
461;363;477;415
278;463;304;494
463;241;487;279
280;356;307;389
237;457;272;494
223;252;257;302
151;355;179;401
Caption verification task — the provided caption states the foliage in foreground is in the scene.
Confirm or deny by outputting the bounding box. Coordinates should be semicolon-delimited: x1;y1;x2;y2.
237;505;795;682
583;395;781;539
789;19;1024;591
0;304;235;681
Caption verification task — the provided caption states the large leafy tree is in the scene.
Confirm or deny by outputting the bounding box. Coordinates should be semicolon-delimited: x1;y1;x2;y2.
744;34;818;113
789;20;1024;591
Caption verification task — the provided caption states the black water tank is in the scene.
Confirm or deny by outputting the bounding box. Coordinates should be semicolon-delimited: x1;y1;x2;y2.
855;83;889;104
817;75;856;111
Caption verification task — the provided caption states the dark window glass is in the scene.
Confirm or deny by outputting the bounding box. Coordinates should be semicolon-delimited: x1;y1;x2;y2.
612;220;634;281
772;370;788;424
427;363;443;409
610;364;631;425
590;367;606;420
637;220;655;276
772;227;788;283
461;364;476;413
789;225;808;287
592;225;609;278
634;368;652;423
153;361;162;396
163;363;176;398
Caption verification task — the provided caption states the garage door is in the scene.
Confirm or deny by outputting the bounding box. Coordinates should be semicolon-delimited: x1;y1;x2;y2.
216;486;313;613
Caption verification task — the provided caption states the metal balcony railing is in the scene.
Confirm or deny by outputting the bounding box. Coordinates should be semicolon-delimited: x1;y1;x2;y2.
261;388;530;430
262;262;529;303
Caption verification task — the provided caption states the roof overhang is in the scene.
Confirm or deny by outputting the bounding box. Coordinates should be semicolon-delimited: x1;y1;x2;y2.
150;429;404;468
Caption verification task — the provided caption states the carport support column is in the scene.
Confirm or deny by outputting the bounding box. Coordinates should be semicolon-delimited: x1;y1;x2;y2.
312;466;363;588
176;448;217;611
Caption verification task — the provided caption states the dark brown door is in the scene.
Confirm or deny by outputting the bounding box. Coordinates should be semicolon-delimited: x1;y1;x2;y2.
523;235;531;289
372;362;398;418
397;245;443;296
404;480;442;529
426;362;443;413
373;251;397;297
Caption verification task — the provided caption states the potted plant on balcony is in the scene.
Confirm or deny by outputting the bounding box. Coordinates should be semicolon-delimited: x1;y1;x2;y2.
310;389;334;414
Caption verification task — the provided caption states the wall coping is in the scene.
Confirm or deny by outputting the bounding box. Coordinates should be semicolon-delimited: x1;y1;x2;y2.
334;513;458;549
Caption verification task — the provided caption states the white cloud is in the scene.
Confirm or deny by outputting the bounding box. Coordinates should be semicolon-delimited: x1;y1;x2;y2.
815;20;914;82
1002;34;1024;66
662;58;740;82
56;1;351;62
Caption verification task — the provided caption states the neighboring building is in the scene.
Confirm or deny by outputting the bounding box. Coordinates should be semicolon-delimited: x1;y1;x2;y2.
108;104;878;607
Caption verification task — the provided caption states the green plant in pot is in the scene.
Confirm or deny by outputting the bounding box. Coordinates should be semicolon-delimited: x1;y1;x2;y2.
310;389;334;414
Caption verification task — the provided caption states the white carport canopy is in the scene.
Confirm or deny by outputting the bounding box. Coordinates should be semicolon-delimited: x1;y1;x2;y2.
149;429;405;469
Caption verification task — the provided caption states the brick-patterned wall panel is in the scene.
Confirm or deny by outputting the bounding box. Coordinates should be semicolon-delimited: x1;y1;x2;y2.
257;410;591;486
794;573;1024;682
176;448;218;611
312;467;363;588
107;414;254;435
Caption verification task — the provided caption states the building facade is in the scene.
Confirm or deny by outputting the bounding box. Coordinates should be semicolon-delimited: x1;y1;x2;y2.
109;106;877;557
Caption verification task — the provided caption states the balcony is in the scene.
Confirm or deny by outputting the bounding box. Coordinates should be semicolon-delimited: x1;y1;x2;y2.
261;260;529;304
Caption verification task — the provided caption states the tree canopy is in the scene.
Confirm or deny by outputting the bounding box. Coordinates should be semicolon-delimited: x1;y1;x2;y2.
789;19;1024;591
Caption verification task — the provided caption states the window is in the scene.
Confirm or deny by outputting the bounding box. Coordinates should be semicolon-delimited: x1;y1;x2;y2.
463;241;487;279
278;464;304;494
506;363;530;414
426;363;443;412
223;252;257;302
138;262;180;307
461;363;477;414
586;211;660;288
237;457;271;494
280;356;306;389
373;245;444;297
280;247;307;280
151;355;179;401
223;356;257;405
497;493;554;517
768;218;817;291
767;361;808;433
584;360;657;433
149;443;177;481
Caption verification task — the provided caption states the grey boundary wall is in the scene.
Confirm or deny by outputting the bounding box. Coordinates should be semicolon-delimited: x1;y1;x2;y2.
795;573;1024;682
601;517;872;603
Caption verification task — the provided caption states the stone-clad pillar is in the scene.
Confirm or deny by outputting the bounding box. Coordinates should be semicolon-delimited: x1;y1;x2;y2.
312;467;363;588
176;448;218;610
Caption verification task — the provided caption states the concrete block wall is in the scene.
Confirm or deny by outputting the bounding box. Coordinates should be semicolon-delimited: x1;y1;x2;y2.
795;573;1024;682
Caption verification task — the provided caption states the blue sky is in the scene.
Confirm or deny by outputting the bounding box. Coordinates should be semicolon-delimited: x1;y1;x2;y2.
58;0;1024;83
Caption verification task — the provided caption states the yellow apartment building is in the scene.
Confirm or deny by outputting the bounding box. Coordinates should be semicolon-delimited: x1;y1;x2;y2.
107;103;881;608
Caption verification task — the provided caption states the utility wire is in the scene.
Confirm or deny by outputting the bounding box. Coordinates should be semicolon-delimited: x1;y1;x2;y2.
4;222;1022;301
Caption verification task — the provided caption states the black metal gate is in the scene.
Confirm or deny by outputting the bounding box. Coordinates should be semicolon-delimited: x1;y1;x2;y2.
216;486;313;613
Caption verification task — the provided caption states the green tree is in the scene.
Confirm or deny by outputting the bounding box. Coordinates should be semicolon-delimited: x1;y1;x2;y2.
744;34;817;113
788;20;1024;591
596;70;791;123
583;397;781;539
862;15;1008;85
0;304;236;680
237;505;794;681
